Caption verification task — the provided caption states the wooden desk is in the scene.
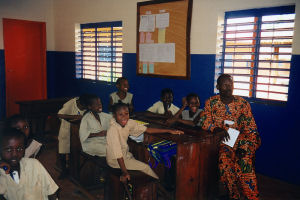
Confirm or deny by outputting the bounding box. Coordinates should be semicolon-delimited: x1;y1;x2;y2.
16;98;70;137
133;112;221;200
69;113;221;200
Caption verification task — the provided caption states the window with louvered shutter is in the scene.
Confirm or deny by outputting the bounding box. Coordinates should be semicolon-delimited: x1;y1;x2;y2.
75;21;122;83
215;6;295;102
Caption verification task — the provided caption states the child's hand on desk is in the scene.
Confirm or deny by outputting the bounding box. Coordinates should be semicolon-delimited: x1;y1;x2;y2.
168;129;184;135
120;172;130;183
0;161;10;174
165;117;177;126
73;115;83;120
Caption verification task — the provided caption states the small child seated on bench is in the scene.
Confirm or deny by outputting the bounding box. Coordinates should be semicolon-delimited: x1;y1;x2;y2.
106;102;183;182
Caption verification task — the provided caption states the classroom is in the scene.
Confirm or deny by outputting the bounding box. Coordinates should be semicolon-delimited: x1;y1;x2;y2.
0;0;300;199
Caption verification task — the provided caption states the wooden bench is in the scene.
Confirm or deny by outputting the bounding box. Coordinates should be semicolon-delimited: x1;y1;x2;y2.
69;120;108;189
106;168;158;200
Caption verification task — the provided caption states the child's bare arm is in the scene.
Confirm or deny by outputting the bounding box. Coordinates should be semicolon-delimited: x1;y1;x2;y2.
173;97;188;119
117;157;130;182
88;130;107;138
144;111;168;119
176;119;196;127
146;127;183;135
57;114;82;121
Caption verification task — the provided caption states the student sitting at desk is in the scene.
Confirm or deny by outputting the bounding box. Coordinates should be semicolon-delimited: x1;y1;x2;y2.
106;103;183;182
147;88;180;118
167;93;203;127
57;94;88;179
79;94;112;157
201;74;261;200
7;115;42;158
0;128;58;200
109;77;134;114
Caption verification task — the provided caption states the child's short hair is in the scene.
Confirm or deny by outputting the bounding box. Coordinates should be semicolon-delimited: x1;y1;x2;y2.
78;93;90;107
116;77;128;86
186;93;200;103
112;102;129;114
85;94;100;107
1;127;27;147
161;88;173;98
6;114;26;128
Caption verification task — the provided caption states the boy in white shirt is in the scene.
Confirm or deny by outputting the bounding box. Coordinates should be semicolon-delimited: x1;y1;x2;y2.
147;88;180;118
0;128;58;200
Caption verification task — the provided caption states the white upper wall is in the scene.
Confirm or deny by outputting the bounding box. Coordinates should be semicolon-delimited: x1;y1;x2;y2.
54;0;300;54
0;0;299;54
0;0;55;50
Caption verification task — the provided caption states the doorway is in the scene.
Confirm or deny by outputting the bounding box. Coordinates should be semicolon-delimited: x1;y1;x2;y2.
3;18;47;116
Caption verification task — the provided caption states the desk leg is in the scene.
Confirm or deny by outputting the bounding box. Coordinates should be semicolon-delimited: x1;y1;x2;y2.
176;143;201;200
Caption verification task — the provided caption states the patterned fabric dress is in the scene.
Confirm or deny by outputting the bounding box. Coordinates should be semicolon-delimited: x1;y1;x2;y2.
201;95;261;200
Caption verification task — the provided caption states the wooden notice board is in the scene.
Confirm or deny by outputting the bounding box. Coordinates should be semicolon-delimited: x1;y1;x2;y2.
136;0;193;79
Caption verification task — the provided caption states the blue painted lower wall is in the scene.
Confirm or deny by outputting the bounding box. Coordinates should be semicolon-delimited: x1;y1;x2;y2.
1;50;299;185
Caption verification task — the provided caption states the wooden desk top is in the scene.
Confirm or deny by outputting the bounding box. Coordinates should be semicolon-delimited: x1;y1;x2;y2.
69;112;216;144
16;97;70;105
133;112;214;144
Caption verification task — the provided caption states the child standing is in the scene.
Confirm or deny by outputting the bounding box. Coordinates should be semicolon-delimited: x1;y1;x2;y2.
0;128;58;200
168;93;203;126
147;88;179;117
7;115;42;158
79;94;112;157
57;94;87;179
106;103;183;182
109;77;134;114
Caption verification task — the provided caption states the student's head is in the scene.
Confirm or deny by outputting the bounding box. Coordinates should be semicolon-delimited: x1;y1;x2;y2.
7;115;30;137
78;94;90;109
86;94;102;113
186;93;200;113
112;103;129;127
160;88;174;107
116;77;129;94
217;74;234;98
0;128;26;169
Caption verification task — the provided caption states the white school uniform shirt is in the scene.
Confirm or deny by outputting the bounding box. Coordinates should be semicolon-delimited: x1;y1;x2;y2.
79;112;112;157
0;158;58;200
58;97;85;154
181;109;203;126
147;101;180;115
110;92;133;104
106;118;147;165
